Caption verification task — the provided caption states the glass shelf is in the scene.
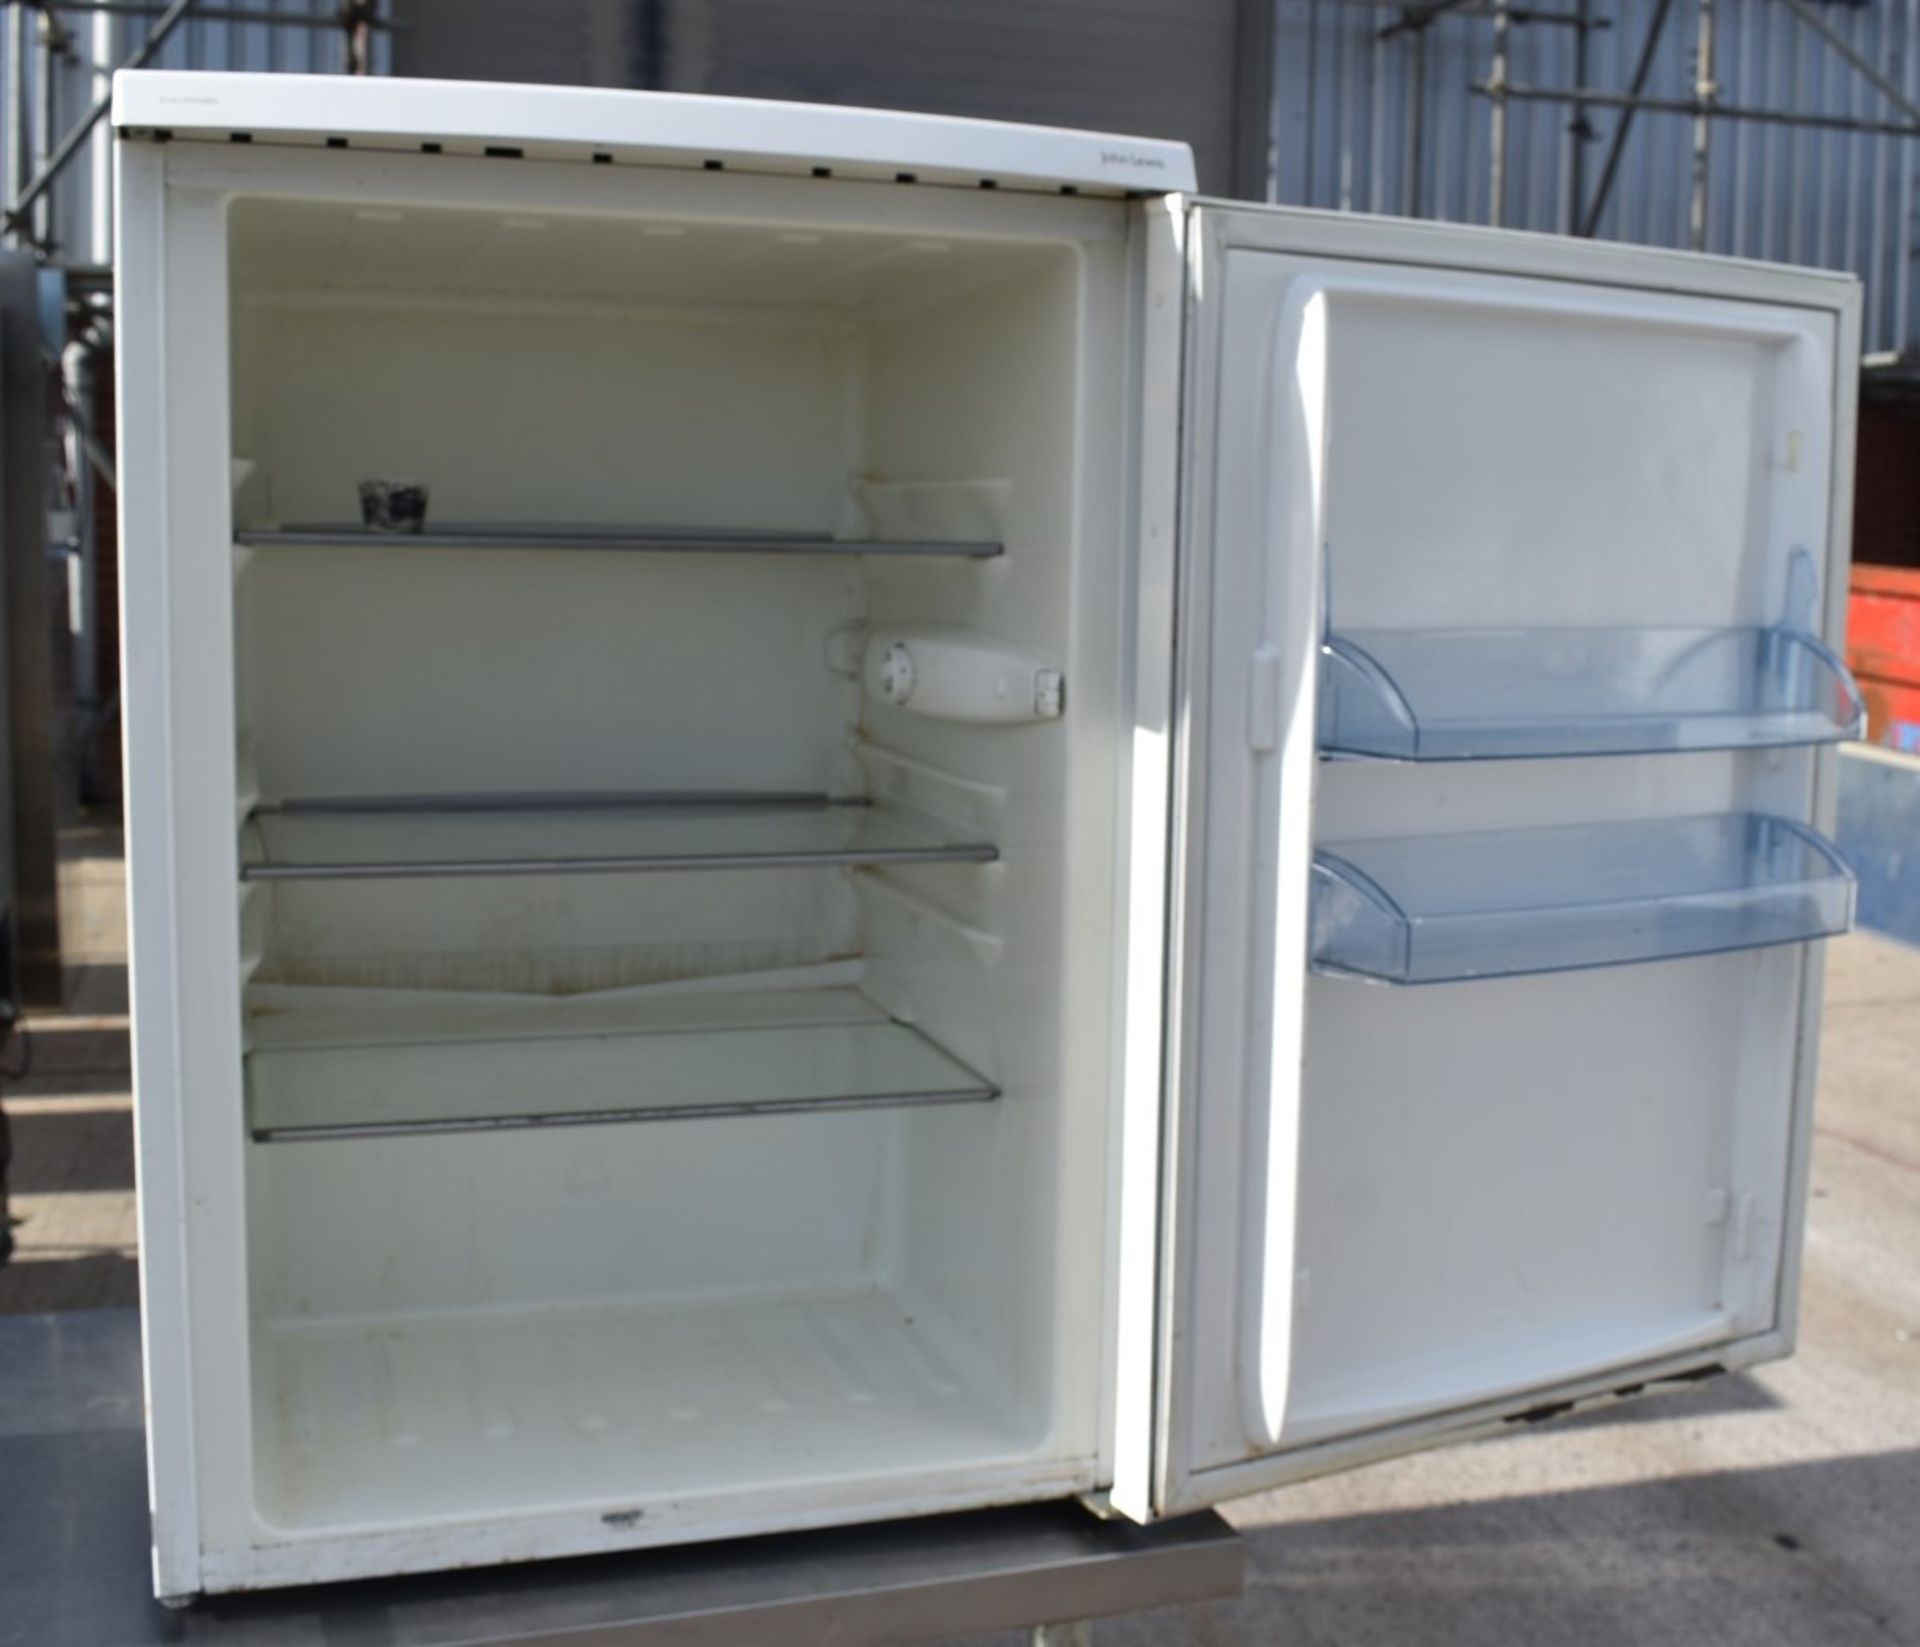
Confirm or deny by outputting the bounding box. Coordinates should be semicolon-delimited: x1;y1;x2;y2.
240;793;997;882
245;986;998;1141
1311;813;1855;985
1319;623;1865;760
235;524;1004;559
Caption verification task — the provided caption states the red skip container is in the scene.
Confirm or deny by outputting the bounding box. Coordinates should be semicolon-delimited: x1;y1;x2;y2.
1848;563;1920;752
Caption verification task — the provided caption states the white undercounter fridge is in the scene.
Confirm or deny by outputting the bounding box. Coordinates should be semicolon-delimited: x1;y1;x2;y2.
112;69;1865;1601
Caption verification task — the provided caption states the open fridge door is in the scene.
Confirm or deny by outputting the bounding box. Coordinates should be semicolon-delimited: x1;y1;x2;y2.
1110;201;1862;1519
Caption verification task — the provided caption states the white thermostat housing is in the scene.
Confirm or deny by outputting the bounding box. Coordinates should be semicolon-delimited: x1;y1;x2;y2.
862;628;1064;723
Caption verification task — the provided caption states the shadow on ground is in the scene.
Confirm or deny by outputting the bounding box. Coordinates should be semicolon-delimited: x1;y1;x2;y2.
958;1450;1920;1647
0;1251;139;1312
1480;1369;1786;1434
61;962;128;1018
4;1106;134;1193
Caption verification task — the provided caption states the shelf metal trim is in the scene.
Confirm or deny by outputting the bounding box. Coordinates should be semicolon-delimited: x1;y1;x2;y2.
242;844;1000;882
259;789;837;816
236;525;1005;559
251;1083;999;1143
246;1009;1001;1143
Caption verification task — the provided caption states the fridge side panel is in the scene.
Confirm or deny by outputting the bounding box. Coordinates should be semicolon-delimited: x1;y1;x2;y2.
118;136;201;1605
121;155;253;1601
1108;197;1186;1524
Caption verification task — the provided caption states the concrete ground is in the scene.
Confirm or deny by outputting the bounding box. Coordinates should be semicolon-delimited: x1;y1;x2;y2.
4;832;1916;1643
0;823;134;1314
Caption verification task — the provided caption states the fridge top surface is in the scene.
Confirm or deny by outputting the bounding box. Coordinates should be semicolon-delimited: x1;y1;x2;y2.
111;70;1199;197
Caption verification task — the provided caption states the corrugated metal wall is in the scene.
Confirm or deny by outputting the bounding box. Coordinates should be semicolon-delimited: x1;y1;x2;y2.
392;0;633;91
392;0;1262;192
1268;0;1920;353
392;0;1919;352
4;0;1912;347
653;0;1254;192
0;1;387;265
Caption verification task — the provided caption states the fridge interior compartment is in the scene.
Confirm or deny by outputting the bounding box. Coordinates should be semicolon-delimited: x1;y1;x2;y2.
245;982;998;1140
1319;613;1864;761
236;523;1005;558
239;794;999;881
223;189;1109;1536
1311;812;1855;984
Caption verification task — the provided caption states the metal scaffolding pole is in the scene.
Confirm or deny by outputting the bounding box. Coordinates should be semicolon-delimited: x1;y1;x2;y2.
1484;79;1920;138
1575;0;1679;234
1690;0;1718;250
1368;0;1599;23
1489;0;1513;224
30;4;75;249
1774;0;1920;127
1434;0;1920;255
3;2;391;245
342;0;375;73
36;1;389;27
1567;0;1595;233
4;0;199;239
5;7;28;221
1380;0;1475;42
1407;21;1429;214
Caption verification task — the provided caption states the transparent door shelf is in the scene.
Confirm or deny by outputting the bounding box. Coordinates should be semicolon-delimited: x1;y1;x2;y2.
240;794;997;881
1319;624;1865;760
235;524;1004;559
246;986;997;1141
1311;813;1855;985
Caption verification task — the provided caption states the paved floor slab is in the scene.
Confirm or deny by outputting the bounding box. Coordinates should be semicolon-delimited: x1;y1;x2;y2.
0;823;134;1313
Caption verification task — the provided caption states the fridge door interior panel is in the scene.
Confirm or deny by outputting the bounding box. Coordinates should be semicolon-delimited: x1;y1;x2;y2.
1137;203;1856;1514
